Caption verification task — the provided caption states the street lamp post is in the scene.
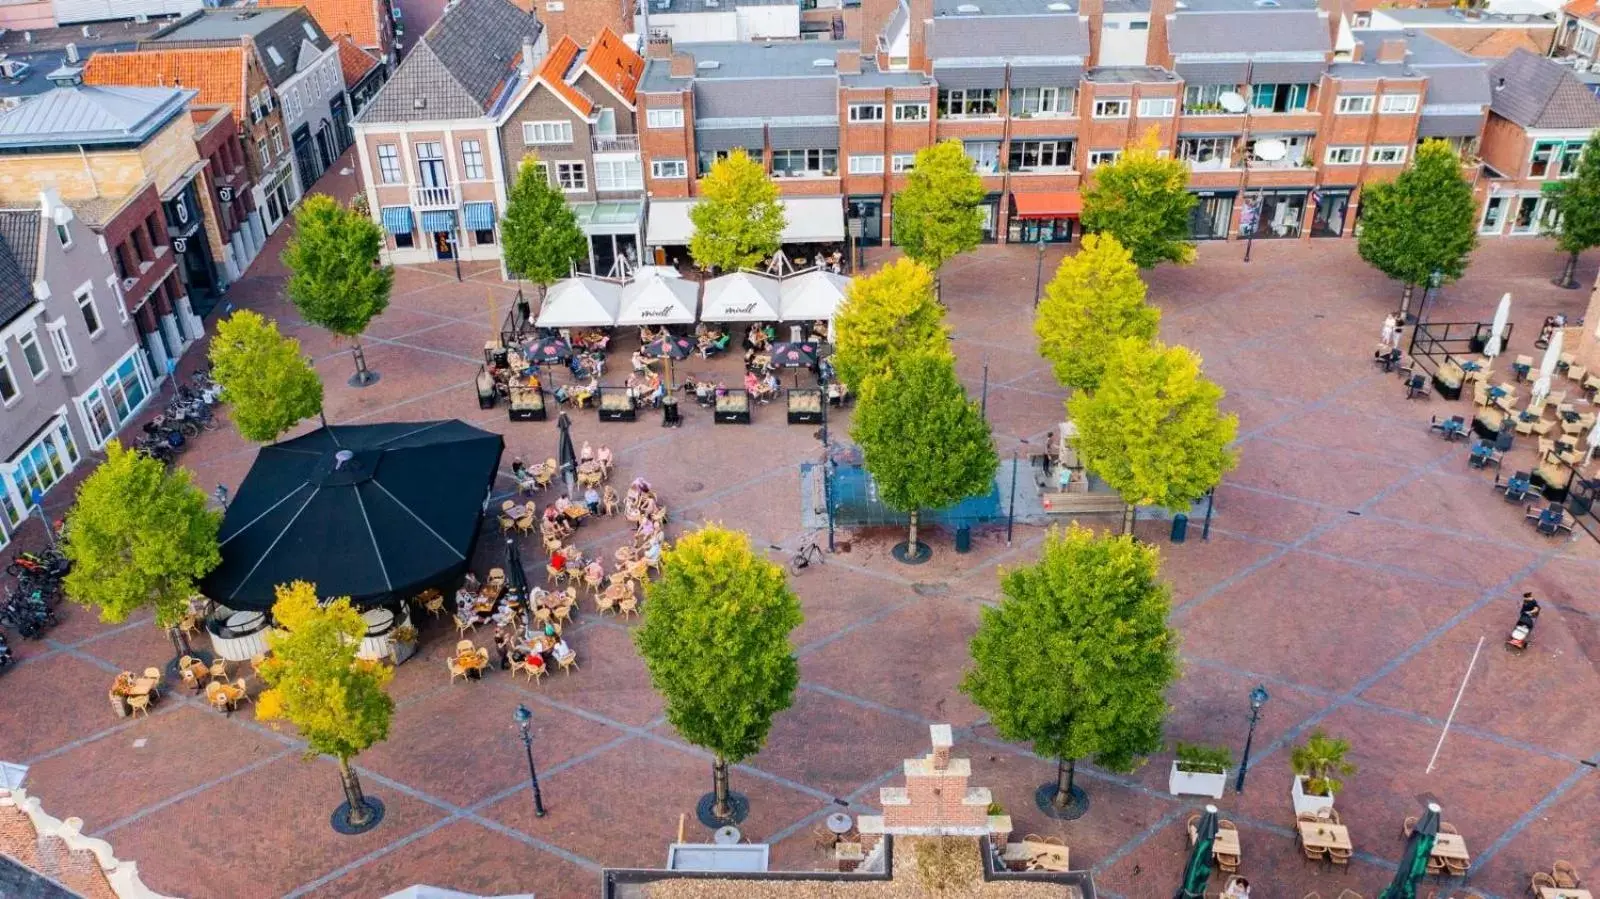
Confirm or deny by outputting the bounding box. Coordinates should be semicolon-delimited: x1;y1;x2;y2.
1033;235;1047;308
513;705;547;817
1234;684;1269;793
448;232;463;283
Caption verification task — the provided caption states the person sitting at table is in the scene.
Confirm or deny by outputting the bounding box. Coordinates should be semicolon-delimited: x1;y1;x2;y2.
455;588;478;618
525;651;546;674
549;547;567;573
602;485;620;516
744;370;761;396
492;628;512;670
644;535;663;567
595;443;614;474
631;349;653;374
580;441;594;464
584;485;602;516
761;371;780;397
552;638;575;665
1220;877;1249;898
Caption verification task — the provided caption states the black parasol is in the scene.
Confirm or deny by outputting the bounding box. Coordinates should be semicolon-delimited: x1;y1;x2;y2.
769;341;820;369
525;335;572;364
201;420;503;611
641;335;694;360
557;411;579;499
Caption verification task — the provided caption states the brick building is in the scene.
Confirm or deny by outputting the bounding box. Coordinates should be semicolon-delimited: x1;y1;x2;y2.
499;26;646;273
0;84;214;376
1477;48;1600;236
352;0;546;266
82;43;300;237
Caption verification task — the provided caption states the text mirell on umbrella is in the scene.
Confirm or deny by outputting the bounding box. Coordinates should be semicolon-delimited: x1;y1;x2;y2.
723;302;759;315
640;306;677;318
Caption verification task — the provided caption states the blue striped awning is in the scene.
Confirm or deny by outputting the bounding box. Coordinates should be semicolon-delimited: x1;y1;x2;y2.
420;210;457;232
380;206;412;235
462;202;496;231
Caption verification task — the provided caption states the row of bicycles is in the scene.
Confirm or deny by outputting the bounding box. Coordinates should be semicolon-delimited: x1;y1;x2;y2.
0;545;71;672
132;368;224;465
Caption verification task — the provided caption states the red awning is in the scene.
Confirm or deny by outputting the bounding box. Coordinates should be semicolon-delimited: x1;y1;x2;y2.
1012;192;1082;219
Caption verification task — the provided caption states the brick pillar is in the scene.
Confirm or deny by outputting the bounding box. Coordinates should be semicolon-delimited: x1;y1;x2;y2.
930;724;952;770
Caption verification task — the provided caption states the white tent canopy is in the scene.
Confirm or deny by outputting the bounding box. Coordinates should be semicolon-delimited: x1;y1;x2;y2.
645;197;845;245
616;273;700;326
779;269;851;323
534;276;622;329
702;271;782;322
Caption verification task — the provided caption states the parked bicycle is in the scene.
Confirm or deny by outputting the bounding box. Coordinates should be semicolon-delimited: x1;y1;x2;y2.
790;538;825;573
6;547;68;578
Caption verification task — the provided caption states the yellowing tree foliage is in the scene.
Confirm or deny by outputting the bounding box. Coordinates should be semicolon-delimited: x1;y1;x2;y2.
830;257;948;389
1034;233;1160;393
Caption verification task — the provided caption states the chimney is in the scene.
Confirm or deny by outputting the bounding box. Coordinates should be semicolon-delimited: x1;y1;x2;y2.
835;47;861;74
520;36;537;78
647;34;675;59
1349;39;1363;63
1376;37;1407;64
669;50;695;77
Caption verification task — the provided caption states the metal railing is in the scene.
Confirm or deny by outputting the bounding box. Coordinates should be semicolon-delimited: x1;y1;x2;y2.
411;184;455;208
591;134;639;153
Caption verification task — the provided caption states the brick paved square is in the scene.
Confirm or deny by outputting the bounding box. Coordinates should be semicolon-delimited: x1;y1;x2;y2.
5;203;1599;899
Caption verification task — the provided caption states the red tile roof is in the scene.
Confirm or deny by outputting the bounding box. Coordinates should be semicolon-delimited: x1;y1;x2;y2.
81;47;248;114
538;35;594;117
582;27;644;106
335;33;381;88
261;0;383;50
1567;0;1600;22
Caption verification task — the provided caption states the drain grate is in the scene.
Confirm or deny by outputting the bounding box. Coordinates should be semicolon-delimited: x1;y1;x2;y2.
684;480;705;494
912;582;950;596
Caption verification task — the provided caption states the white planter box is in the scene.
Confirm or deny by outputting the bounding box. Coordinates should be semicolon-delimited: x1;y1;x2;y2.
1291;775;1336;817
1168;761;1228;799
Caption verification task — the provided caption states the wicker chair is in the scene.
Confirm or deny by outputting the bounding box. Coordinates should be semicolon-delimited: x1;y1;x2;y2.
1403;815;1418;839
1328;847;1351;867
448;657;471;684
1553;860;1581;888
1532;872;1559;894
557;651;578;674
127;693;151;718
617;596;638;619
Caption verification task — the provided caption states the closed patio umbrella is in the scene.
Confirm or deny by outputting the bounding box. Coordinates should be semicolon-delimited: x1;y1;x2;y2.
1175;805;1219;899
1532;375;1551;405
557;411;578;499
1379;802;1440;899
1586;416;1600;463
1484;293;1512;358
1539;329;1564;383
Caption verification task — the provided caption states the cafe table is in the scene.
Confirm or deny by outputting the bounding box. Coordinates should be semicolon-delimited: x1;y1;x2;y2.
1430;832;1470;862
128;675;161;698
1188;826;1241;858
1297;821;1352;852
1539;888;1592;899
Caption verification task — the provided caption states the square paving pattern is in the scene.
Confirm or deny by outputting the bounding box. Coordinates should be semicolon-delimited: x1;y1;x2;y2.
2;162;1597;899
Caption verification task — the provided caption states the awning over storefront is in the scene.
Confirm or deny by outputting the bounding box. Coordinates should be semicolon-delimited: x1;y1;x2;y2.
420;210;456;232
535;276;623;329
572;200;644;235
1011;192;1082;219
462;202;495;231
779;269;851;323
616;272;699;326
647;198;845;246
380;206;413;234
703;271;782;322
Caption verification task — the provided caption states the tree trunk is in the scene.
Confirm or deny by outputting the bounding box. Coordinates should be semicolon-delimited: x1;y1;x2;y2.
167;625;191;659
1122;503;1136;536
339;757;373;827
1558;251;1580;289
1053;758;1077;808
1398;283;1416;319
712;756;731;821
351;338;370;384
907;510;920;554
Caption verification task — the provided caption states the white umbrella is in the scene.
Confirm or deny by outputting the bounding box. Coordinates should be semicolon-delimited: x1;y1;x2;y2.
1483;293;1512;358
1532;375;1551;405
534;277;622;329
1539;329;1564;382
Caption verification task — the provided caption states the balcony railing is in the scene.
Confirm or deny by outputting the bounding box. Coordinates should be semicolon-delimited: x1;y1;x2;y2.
592;134;639;153
412;185;456;208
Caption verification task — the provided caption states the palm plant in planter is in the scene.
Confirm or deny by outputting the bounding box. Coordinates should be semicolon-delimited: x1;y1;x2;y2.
1169;742;1232;799
1289;730;1355;816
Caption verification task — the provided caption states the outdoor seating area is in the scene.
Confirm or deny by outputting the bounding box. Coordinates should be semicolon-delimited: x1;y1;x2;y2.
1529;860;1588;897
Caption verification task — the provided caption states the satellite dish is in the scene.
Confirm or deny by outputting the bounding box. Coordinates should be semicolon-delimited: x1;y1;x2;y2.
1218;91;1247;113
1253;138;1288;162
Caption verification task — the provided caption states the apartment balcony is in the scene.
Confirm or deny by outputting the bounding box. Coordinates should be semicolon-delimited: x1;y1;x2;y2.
412;185;456;209
592;134;639;153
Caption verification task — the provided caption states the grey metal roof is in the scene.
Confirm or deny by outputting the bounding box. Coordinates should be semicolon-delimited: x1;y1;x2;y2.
0;210;39;330
841;61;933;88
152;8;299;40
686;41;862;78
358;0;542;123
639;58;686;94
0;85;193;150
928;15;1090;60
1167;10;1331;55
1417;111;1484;137
1488;48;1600;130
695;75;836;118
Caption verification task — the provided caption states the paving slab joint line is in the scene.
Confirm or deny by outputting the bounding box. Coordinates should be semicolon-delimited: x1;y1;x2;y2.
92;748;295;837
1466;761;1595;877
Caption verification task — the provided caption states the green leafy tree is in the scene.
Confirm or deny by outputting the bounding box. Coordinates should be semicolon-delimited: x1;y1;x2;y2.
1543;132;1600;288
961;524;1179;815
209;310;324;442
1357;139;1478;316
893;139;985;274
1069;340;1237;531
257;581;395;832
502;155;589;292
689;149;785;273
62;441;221;657
852;350;998;557
282;194;394;385
1081;129;1197;269
831;257;949;389
1034;233;1160;392
634;525;802;824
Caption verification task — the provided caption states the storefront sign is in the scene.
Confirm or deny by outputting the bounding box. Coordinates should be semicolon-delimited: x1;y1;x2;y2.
722;302;759;316
172;237;189;253
219;186;234;203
